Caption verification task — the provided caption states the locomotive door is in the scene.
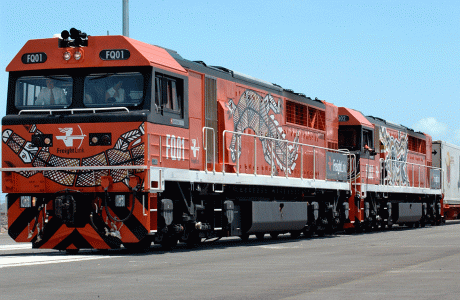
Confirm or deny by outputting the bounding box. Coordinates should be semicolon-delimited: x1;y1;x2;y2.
204;76;218;169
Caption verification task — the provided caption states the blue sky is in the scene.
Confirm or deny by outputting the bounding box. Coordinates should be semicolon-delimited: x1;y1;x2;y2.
1;0;458;141
2;0;459;142
0;0;458;202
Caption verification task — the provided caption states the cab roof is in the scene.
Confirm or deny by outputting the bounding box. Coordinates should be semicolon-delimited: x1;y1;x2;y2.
338;107;374;128
6;35;187;74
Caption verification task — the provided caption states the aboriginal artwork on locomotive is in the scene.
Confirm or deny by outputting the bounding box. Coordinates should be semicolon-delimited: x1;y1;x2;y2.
2;124;144;187
379;126;409;186
227;90;299;174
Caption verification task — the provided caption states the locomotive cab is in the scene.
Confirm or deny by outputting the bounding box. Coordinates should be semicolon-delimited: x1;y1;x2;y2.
2;30;192;251
338;108;375;159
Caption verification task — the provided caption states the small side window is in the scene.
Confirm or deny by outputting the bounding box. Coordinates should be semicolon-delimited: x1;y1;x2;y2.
155;77;162;108
363;129;373;150
155;73;183;116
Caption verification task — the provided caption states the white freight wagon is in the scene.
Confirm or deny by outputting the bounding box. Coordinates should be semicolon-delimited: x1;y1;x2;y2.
432;141;460;219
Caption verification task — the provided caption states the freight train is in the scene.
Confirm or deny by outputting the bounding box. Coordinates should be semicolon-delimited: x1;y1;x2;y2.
1;28;453;252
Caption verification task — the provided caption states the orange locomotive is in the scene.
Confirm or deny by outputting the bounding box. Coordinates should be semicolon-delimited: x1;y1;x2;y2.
338;109;443;229
2;29;443;252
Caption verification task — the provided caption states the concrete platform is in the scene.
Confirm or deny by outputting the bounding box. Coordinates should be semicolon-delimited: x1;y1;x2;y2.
1;222;460;299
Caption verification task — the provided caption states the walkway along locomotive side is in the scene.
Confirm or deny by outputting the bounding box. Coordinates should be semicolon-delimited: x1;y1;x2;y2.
1;29;444;252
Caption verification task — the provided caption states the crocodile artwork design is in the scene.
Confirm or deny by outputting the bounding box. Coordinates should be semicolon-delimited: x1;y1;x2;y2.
227;90;299;174
2;124;145;187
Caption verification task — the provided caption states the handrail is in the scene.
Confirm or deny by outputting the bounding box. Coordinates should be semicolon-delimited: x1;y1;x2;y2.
18;107;129;115
202;127;216;173
339;149;357;195
0;165;147;172
378;158;441;189
221;129;352;189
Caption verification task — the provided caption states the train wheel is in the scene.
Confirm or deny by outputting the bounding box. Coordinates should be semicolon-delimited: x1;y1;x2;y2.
316;229;326;237
239;234;250;241
255;233;265;240
290;231;301;239
155;228;179;250
270;232;279;239
354;222;363;233
180;229;202;247
123;237;152;252
344;228;355;234
302;228;313;238
160;235;178;250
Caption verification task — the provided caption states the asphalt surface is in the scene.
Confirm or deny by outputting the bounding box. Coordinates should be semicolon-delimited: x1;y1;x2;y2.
1;222;460;300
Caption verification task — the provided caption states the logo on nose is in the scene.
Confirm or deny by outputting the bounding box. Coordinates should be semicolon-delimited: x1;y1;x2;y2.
56;125;86;148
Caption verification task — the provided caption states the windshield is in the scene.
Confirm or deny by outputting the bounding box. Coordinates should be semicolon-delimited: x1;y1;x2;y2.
15;76;72;109
84;72;144;107
13;72;145;110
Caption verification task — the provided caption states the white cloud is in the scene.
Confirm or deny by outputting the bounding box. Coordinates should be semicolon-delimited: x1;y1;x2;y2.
412;117;448;136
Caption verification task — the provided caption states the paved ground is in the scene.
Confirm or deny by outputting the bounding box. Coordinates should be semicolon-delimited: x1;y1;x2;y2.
1;222;460;300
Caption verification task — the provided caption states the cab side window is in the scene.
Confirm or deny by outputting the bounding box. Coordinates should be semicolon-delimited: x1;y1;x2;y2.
363;129;373;150
155;73;183;117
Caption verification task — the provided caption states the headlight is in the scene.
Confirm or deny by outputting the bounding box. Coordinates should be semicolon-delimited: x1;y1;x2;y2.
63;52;71;61
74;51;82;60
114;195;126;207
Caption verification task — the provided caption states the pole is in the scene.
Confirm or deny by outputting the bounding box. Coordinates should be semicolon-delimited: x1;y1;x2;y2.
123;0;129;37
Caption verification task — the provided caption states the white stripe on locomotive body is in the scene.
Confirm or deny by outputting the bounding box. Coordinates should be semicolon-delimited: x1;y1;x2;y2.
150;167;351;192
149;167;441;196
362;184;441;195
